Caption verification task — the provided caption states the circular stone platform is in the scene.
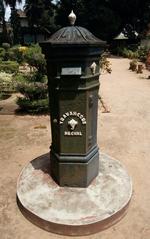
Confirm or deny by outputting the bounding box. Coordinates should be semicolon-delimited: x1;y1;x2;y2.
17;153;132;236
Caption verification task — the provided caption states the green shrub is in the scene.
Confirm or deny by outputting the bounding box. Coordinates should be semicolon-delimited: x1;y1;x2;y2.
0;61;19;73
138;47;149;62
17;97;49;114
122;49;139;59
16;72;49;114
0;72;16;93
21;71;47;83
14;73;36;83
0;72;12;82
2;43;11;60
115;46;139;59
0;48;5;60
14;72;37;84
7;46;24;63
2;43;10;50
0;44;46;69
0;45;28;63
24;44;46;75
30;72;48;82
13;73;27;83
14;44;48;114
14;72;48;83
16;82;48;100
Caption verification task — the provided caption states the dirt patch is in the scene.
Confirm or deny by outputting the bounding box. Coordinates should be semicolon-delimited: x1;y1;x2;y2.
0;94;19;115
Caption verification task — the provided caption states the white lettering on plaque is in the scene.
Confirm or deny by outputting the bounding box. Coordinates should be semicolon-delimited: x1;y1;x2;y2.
61;67;82;75
64;131;82;136
59;111;86;125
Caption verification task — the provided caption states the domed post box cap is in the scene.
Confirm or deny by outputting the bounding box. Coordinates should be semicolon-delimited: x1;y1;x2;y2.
40;11;107;56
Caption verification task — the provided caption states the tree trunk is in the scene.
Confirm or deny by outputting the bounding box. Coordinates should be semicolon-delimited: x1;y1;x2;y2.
2;18;8;42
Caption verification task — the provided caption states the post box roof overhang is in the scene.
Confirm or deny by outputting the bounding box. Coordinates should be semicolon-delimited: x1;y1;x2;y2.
40;25;107;58
42;26;106;47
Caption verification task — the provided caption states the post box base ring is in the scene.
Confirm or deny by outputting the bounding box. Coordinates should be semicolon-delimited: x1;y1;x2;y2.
17;153;132;236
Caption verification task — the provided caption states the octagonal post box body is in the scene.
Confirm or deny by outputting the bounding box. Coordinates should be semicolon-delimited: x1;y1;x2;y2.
40;19;106;187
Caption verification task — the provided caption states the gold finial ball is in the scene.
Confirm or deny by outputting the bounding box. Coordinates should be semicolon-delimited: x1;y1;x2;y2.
68;10;76;26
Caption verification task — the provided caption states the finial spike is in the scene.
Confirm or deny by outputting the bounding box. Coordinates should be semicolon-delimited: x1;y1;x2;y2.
68;10;76;26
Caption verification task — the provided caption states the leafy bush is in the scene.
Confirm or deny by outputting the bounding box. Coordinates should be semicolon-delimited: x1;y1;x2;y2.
13;73;27;83
0;61;19;73
123;48;139;59
10;44;48;114
114;45;150;63
2;43;11;61
16;98;49;114
24;44;46;75
2;43;10;50
138;47;149;62
17;82;48;100
7;45;24;63
14;71;48;83
16;70;49;114
0;72;16;94
115;46;139;59
0;44;46;69
0;45;29;63
0;48;5;60
14;72;36;83
26;71;47;83
0;72;12;82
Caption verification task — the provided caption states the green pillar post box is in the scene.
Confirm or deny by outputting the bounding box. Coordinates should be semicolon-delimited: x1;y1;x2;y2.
40;11;106;187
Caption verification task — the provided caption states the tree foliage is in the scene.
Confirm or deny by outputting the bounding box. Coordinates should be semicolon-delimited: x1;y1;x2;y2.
1;0;150;45
0;0;8;43
3;0;22;44
55;0;150;40
0;0;5;22
25;0;57;33
10;10;21;44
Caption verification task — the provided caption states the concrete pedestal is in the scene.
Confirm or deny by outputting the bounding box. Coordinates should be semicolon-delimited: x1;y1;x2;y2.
17;153;132;236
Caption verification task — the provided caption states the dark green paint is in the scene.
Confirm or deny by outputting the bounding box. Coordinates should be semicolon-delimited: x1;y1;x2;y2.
40;25;106;187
